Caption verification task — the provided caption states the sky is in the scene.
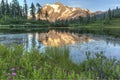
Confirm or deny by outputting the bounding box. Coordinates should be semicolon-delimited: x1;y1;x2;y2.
1;0;120;12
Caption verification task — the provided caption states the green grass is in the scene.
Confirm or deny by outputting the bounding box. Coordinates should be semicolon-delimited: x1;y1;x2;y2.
0;44;120;79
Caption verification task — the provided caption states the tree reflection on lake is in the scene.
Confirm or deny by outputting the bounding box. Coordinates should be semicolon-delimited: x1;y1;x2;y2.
0;32;120;62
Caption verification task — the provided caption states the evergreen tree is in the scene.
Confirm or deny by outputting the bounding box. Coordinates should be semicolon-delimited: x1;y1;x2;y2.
1;0;5;15
9;3;13;16
5;0;10;15
115;7;120;17
78;16;83;24
19;6;23;17
103;13;106;20
12;0;20;18
112;9;115;17
86;11;90;24
36;3;42;20
108;8;112;19
30;3;36;20
45;11;49;21
91;14;96;22
17;3;22;17
36;3;42;13
23;0;28;18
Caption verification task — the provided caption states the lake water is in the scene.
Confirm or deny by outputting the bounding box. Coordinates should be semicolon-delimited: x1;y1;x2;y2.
0;32;120;62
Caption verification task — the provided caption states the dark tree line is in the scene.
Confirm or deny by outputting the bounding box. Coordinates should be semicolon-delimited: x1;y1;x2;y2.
0;0;25;18
0;0;42;20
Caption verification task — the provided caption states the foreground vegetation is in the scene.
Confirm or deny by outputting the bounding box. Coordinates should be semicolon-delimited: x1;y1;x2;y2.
0;45;120;79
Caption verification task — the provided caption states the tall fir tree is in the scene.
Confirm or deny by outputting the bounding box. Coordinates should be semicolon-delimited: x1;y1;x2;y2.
30;3;36;20
86;10;90;24
108;8;112;19
78;16;83;24
19;6;23;17
45;11;49;21
12;0;19;17
1;0;5;15
115;7;120;17
23;0;28;18
36;3;42;20
5;0;10;15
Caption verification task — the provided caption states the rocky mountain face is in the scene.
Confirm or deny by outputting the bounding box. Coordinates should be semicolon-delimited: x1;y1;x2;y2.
35;2;93;22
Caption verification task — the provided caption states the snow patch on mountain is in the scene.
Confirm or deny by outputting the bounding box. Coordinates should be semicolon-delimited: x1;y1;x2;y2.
72;8;76;11
49;4;60;13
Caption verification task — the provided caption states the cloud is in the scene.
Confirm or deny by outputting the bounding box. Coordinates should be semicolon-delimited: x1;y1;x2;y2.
68;1;83;8
8;0;12;3
0;0;12;3
68;0;90;9
112;4;120;7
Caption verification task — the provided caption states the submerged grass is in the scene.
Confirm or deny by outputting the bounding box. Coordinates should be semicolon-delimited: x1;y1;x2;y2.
0;44;120;79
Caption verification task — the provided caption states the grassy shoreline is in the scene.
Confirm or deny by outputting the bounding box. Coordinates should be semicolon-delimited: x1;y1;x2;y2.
0;18;120;37
0;17;120;37
0;27;120;38
0;45;120;79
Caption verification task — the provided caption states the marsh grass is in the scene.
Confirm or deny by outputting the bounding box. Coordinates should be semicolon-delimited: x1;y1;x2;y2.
0;44;120;79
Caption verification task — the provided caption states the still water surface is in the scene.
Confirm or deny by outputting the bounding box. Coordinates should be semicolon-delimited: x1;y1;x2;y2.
0;32;120;62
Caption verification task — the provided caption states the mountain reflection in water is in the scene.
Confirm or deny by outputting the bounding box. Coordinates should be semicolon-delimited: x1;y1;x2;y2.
0;32;120;62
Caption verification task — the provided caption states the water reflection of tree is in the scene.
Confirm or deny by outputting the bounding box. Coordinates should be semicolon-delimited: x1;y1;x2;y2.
31;33;41;49
32;33;36;47
26;34;29;49
107;38;120;46
35;32;41;49
97;36;120;46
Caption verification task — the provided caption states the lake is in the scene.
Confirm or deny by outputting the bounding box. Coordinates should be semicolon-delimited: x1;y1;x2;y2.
0;32;120;62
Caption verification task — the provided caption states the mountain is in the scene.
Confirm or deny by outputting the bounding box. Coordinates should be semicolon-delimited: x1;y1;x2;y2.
35;2;93;22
